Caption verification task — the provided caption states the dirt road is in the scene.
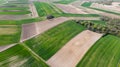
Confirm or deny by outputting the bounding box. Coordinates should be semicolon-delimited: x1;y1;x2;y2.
29;3;39;18
0;44;16;52
47;30;103;67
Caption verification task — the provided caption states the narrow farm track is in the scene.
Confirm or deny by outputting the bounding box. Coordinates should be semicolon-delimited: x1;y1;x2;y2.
20;17;71;42
55;4;87;14
0;43;16;52
29;3;39;18
47;30;103;67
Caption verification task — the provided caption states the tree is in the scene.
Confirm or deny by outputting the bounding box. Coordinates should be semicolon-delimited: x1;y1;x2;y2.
46;15;54;19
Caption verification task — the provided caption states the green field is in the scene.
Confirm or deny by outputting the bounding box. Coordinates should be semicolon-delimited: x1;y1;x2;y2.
0;10;31;15
54;0;78;4
0;7;29;11
0;17;46;25
0;0;31;15
81;2;92;7
0;25;21;45
0;44;48;67
34;2;63;16
77;35;120;67
24;20;85;60
0;20;85;66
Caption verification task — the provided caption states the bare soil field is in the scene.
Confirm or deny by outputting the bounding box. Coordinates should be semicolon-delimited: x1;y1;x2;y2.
20;17;71;42
0;14;31;20
112;2;120;6
20;22;37;42
47;30;103;67
55;4;87;14
91;3;120;13
78;6;120;19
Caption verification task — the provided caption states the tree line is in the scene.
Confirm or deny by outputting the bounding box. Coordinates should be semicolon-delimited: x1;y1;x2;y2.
76;16;120;37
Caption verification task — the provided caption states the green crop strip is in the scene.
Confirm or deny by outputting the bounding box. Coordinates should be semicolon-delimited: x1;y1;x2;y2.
81;2;92;7
34;2;63;17
54;0;77;4
0;7;29;11
0;17;46;25
0;11;31;15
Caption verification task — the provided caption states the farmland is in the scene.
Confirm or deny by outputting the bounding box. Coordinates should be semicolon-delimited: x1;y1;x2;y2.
77;35;120;67
0;20;85;66
0;0;31;20
24;20;85;60
54;0;78;4
34;2;63;16
0;11;31;15
0;44;48;67
81;2;120;16
0;0;120;67
0;25;21;45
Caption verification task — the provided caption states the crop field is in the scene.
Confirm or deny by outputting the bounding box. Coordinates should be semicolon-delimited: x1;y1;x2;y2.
0;0;32;20
0;44;48;67
77;35;120;67
54;0;78;4
81;2;92;7
0;2;31;15
0;7;29;11
34;2;63;16
24;20;85;60
0;20;85;66
0;17;46;25
0;25;21;45
91;3;120;13
81;2;120;16
1;0;120;67
0;11;31;15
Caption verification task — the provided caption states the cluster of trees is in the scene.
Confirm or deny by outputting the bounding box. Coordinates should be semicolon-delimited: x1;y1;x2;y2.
46;15;55;19
94;1;113;5
76;20;109;33
76;19;120;37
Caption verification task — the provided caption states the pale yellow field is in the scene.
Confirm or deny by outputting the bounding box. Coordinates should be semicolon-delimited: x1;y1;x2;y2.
0;25;18;35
